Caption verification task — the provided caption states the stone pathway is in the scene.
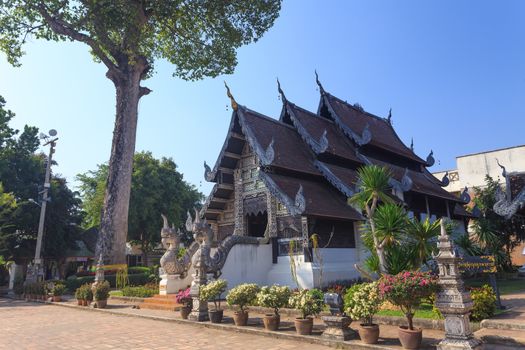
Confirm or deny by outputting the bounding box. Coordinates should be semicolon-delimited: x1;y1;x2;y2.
0;298;330;350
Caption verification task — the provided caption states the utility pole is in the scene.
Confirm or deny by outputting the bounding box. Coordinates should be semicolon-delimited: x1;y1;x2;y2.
26;130;58;283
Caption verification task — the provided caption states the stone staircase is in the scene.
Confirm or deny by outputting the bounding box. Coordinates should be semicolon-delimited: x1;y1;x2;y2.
137;294;183;312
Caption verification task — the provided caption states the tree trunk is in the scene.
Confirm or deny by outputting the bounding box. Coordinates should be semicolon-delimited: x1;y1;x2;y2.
96;64;149;265
370;218;387;275
406;312;414;330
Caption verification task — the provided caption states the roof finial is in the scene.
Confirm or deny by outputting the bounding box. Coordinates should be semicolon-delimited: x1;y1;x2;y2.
410;137;414;151
224;81;238;111
277;78;287;103
387;108;392;124
315;70;325;94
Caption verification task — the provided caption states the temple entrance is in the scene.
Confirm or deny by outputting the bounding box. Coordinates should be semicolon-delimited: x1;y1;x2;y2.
246;212;268;237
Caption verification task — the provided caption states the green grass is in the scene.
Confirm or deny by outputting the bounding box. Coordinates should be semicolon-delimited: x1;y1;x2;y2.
376;302;440;319
464;277;525;295
109;290;123;297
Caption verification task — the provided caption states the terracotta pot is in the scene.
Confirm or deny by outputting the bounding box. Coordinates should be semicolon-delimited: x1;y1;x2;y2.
208;309;224;324
358;324;380;344
81;299;88;306
180;305;191;319
96;299;107;309
52;296;61;302
233;310;249;326
262;314;280;331
77;299;83;306
398;326;422;349
294;317;314;335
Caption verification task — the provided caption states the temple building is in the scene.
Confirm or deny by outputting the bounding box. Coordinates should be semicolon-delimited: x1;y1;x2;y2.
200;77;472;288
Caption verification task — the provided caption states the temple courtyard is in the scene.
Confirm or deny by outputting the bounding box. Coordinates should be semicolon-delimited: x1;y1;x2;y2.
2;294;524;350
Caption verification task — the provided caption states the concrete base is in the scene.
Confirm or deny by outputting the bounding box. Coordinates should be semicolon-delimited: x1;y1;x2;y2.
437;337;482;350
159;274;186;295
321;316;356;341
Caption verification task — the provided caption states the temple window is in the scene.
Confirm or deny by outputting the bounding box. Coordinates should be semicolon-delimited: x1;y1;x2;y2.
246;212;268;238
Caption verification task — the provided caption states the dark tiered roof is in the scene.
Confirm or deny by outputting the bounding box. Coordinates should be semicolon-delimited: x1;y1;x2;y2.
202;82;469;223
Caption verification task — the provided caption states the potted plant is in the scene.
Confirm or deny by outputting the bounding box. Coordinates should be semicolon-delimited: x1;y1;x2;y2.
82;284;93;306
176;287;192;319
75;286;83;305
288;289;324;335
379;271;439;349
51;283;66;302
94;280;110;308
226;283;260;326
199;279;227;323
345;282;382;344
256;285;291;331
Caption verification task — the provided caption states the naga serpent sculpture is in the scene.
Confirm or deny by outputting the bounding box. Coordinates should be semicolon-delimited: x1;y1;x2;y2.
185;209;260;279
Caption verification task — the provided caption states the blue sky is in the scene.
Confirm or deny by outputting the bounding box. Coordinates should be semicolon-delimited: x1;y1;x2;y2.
1;1;524;196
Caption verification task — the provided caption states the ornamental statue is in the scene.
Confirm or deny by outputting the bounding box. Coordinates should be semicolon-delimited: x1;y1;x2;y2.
158;214;193;295
185;209;259;321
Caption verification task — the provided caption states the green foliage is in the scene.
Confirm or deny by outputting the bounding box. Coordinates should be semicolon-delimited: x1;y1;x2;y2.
0;1;282;80
77;151;203;257
200;279;227;310
94;281;110;301
470;285;497;322
226;283;260;312
288;289;325;319
405;217;441;267
256;285;291;316
345;282;382;326
0;96;82;264
65;273;150;292
127;266;151;274
75;284;93;301
471;176;525;272
51;282;66;296
121;283;159;298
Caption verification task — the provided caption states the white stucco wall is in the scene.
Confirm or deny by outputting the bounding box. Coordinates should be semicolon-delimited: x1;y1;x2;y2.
433;145;525;192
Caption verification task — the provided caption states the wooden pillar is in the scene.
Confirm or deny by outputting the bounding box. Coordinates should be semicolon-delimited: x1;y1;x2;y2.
233;168;245;235
266;192;278;238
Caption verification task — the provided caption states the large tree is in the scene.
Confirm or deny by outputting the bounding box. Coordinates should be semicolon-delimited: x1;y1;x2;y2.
0;0;282;263
77;151;202;264
0;95;83;274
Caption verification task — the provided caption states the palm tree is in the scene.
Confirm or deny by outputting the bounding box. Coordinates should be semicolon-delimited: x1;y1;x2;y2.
405;218;441;268
349;165;393;274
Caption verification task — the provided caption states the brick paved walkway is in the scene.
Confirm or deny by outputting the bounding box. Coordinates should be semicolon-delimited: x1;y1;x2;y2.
0;299;330;350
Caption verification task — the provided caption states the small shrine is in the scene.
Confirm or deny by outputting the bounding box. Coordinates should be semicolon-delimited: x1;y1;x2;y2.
435;219;482;350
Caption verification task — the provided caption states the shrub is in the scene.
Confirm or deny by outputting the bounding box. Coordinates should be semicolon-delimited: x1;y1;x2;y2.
379;271;439;330
288;289;325;319
200;279;227;310
346;282;382;326
226;283;260;312
51;283;66;296
127;266;151;274
121;283;159;298
65;273;150;291
175;287;192;307
256;285;291;316
470;284;496;322
94;281;110;301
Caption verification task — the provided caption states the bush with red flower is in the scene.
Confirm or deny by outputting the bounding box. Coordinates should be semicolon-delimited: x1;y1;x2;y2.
379;271;439;330
175;287;192;308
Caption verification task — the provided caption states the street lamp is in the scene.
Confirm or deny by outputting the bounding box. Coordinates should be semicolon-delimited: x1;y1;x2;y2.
25;129;58;283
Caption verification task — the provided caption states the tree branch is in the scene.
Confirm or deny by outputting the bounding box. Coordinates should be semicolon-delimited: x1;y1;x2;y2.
36;4;119;73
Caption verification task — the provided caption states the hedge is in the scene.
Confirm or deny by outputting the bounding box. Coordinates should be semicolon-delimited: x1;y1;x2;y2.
65;273;151;292
127;266;152;274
